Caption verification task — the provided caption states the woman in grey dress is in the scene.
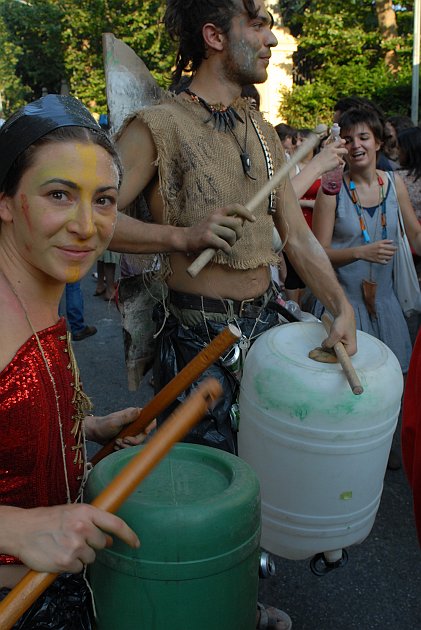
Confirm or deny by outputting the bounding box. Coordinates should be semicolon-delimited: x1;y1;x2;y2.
312;108;421;373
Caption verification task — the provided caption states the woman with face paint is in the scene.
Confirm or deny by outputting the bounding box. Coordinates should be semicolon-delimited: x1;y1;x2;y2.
0;95;141;628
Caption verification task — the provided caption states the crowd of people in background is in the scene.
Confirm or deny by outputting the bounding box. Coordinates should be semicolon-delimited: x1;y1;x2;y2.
274;100;421;477
274;98;421;309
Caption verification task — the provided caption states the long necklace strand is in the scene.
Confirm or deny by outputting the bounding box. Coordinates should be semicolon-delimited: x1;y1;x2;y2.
5;282;72;504
250;116;277;214
2;274;91;502
349;174;386;243
226;114;255;179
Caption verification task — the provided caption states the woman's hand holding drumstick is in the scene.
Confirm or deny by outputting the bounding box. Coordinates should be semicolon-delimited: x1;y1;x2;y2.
0;378;222;630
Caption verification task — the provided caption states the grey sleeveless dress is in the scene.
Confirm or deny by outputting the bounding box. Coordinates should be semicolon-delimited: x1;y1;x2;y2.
312;174;412;372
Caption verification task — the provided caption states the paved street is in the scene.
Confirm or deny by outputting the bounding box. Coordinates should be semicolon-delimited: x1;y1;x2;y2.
74;271;421;630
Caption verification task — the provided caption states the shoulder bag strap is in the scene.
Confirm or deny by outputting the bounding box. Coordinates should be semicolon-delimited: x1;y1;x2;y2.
386;171;405;237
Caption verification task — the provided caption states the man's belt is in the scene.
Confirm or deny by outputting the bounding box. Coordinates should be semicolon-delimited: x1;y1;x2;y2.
169;288;272;318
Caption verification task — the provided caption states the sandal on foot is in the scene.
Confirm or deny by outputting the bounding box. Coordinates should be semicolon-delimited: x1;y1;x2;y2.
256;602;292;630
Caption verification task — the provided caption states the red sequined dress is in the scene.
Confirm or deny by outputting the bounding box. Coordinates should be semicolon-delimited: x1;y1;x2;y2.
0;318;89;564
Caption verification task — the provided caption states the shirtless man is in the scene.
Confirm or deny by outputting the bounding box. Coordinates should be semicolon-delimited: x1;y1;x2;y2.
112;3;355;626
113;0;356;456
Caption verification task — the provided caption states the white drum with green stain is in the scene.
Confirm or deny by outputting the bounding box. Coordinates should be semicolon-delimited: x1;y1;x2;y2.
238;322;403;560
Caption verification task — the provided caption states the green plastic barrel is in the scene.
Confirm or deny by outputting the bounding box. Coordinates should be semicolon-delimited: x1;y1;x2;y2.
85;443;261;630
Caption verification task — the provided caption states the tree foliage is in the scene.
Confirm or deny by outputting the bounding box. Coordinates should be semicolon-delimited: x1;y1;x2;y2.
277;0;415;127
0;13;29;115
0;0;416;125
0;0;65;114
59;0;175;110
0;0;175;116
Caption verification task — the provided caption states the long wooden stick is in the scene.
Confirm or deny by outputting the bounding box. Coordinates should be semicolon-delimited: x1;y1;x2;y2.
91;323;240;465
321;313;363;395
186;134;320;278
0;378;222;630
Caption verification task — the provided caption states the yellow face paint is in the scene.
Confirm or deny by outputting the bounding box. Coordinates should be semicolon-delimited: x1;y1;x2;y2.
36;143;114;239
8;140;119;287
65;266;81;284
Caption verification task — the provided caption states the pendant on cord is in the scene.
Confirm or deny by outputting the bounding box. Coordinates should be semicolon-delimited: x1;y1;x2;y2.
240;152;252;175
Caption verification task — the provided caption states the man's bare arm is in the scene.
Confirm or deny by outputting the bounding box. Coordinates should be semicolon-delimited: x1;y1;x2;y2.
116;117;158;210
274;178;356;354
111;117;255;254
110;205;256;254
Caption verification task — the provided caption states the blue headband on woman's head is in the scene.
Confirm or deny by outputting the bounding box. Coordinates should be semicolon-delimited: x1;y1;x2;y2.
0;94;101;189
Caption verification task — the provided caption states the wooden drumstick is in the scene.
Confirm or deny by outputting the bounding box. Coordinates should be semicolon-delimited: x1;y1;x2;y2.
186;134;320;278
321;313;363;395
0;378;222;630
91;323;241;465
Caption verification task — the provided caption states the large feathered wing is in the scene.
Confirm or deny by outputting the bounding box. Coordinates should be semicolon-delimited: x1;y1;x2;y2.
102;32;164;135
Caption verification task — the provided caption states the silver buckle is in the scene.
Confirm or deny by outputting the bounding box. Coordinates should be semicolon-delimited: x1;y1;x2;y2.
238;298;254;318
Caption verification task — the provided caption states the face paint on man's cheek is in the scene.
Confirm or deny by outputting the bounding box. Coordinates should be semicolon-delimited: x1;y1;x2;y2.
230;37;259;74
241;46;257;72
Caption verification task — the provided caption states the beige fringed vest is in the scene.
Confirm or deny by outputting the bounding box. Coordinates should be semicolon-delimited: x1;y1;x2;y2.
135;93;285;270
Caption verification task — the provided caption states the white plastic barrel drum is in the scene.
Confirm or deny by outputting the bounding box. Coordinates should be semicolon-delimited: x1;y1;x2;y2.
238;322;403;563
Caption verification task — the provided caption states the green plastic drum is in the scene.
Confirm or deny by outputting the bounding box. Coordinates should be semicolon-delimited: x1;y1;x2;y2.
86;443;261;630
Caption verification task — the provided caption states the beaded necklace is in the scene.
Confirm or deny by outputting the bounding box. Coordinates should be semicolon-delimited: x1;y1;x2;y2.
184;88;244;130
349;174;386;243
184;89;256;179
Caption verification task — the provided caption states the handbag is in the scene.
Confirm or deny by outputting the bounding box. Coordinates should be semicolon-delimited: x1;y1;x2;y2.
389;173;421;317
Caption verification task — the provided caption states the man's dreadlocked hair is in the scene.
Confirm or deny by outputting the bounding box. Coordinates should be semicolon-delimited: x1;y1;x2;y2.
164;0;259;85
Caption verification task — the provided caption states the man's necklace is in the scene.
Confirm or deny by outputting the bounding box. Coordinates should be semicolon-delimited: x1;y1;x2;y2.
349;174;387;243
184;89;255;179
